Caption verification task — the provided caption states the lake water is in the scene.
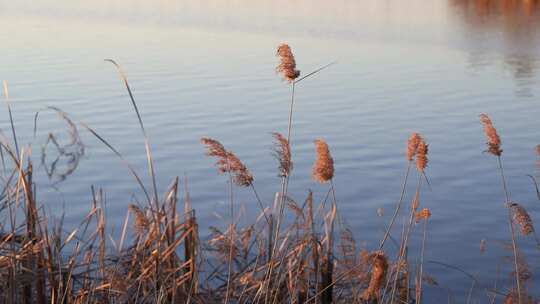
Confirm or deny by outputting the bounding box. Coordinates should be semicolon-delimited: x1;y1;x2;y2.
1;0;540;301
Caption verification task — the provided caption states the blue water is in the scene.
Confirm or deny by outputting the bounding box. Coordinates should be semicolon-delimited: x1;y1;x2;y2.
0;0;539;301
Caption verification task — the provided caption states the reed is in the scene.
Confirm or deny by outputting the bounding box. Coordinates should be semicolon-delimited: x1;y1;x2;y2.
479;113;522;304
379;132;420;249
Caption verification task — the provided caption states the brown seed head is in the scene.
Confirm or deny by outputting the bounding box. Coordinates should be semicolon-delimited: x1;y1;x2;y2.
508;202;534;235
272;132;292;177
201;137;254;187
276;43;300;82
361;251;388;301
128;204;148;236
416;138;428;172
312;139;334;183
479;114;503;156
406;132;422;162
415;208;432;222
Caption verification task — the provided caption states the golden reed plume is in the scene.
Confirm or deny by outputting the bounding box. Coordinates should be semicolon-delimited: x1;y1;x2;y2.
415;208;432;222
272;132;292;177
508;203;535;236
361;251;388;301
312;139;334;183
201;137;254;187
416;137;428;172
276;43;300;82
480;114;502;156
406;132;422;162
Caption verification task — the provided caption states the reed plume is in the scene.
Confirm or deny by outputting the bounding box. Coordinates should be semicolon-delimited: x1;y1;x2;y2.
416;138;429;172
406;132;422;161
276;43;300;82
361;251;388;301
415;208;432;222
201;137;253;186
480;114;502;156
272;132;292;177
508;202;535;236
129;204;149;236
312;139;334;183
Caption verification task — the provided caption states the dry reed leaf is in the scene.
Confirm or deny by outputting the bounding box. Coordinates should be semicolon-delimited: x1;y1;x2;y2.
276;43;300;82
312;139;334;183
479;114;503;156
287;201;304;219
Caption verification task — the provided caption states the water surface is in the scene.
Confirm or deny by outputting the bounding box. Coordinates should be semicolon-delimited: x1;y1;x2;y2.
1;0;540;301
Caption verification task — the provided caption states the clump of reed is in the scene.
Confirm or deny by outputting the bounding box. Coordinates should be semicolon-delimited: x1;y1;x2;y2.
479;114;540;304
1;47;539;304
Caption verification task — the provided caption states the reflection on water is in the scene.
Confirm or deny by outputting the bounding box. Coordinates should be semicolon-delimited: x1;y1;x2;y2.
449;0;540;95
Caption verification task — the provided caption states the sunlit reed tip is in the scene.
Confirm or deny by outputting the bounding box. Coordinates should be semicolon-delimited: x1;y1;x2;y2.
276;43;300;83
272;132;292;177
406;132;422;162
201;137;254;187
415;208;432;222
479;113;502;156
312;138;334;183
416;137;428;172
